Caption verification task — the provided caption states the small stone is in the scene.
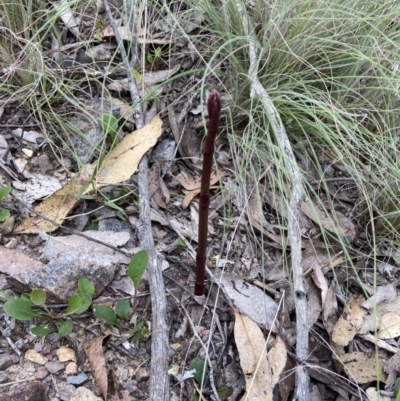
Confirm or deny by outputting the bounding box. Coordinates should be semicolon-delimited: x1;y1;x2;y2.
4;238;18;249
25;349;47;365
57;346;76;362
24;362;36;373
0;354;13;370
34;343;42;352
45;361;65;374
135;367;150;382
0;216;15;235
22;148;34;158
66;372;88;385
65;362;77;375
46;333;60;343
125;380;136;394
69;387;103;401
15;338;25;351
58;384;76;401
35;366;49;379
37;154;53;174
0;371;9;383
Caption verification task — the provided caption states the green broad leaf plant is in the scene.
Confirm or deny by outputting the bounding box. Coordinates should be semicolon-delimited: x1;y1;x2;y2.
2;251;150;343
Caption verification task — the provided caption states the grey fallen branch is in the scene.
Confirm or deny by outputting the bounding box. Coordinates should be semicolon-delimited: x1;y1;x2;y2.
102;0;169;400
236;1;309;399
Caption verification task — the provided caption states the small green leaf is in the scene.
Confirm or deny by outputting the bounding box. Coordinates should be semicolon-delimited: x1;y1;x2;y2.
0;185;11;201
128;250;149;289
131;69;142;84
100;114;118;137
30;289;46;306
177;237;187;247
395;377;400;401
146;54;153;64
4;299;39;320
217;385;232;398
31;326;52;336
105;200;124;212
93;33;103;41
93;305;119;326
0;209;10;221
115;209;126;221
58;320;73;337
115;300;130;319
189;358;208;385
67;294;92;315
78;277;95;297
154;47;162;58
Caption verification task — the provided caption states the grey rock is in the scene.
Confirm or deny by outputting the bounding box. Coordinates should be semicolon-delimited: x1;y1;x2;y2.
34;343;42;352
135;367;150;382
66;372;89;386
46;333;60;343
0;354;13;371
0;371;8;383
45;361;64;374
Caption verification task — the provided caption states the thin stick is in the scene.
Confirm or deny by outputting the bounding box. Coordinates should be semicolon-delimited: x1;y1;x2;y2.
102;1;170;399
236;1;309;399
195;91;221;296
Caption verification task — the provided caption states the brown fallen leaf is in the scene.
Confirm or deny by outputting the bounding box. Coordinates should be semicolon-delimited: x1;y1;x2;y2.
234;310;273;401
311;260;328;308
182;185;218;209
332;293;367;346
337;351;387;384
14;116;163;234
84;336;109;400
93;115;162;186
107;369;131;401
173;170;222;190
149;161;167;209
13;176;89;234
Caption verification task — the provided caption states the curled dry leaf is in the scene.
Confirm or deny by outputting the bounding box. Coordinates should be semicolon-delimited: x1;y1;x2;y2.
173;170;222;191
311;260;328;308
84;336;109;400
182;185;218;209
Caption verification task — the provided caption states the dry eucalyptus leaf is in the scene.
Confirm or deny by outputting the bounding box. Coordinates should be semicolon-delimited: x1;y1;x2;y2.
13;177;89;234
337;352;387;384
93;115;162;185
268;335;287;387
378;312;400;339
84;336;109;400
173;170;222;191
234;310;273;401
301;202;355;242
14;116;162;234
332;293;367;346
215;271;278;331
311;260;328;308
182;186;218;209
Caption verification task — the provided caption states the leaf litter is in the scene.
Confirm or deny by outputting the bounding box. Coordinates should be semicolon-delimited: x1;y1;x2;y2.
0;1;399;400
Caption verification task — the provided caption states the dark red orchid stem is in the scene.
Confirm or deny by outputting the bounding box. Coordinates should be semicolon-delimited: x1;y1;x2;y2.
194;90;221;296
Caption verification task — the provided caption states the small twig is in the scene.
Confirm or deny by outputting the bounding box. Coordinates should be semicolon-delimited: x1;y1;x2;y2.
102;1;170;399
237;2;309;399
